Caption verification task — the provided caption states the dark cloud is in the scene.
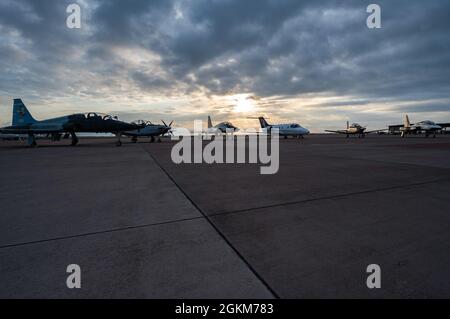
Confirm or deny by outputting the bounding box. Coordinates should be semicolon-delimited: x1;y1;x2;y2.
0;0;449;126
130;71;173;92
390;101;450;113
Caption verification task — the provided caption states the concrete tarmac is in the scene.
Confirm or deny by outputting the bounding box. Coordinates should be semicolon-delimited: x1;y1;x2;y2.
0;134;449;298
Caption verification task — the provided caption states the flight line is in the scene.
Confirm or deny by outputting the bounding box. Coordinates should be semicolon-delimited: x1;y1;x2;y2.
0;98;446;147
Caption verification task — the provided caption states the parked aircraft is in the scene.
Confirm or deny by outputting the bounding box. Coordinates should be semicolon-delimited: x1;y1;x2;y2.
124;120;173;143
325;121;385;138
400;115;442;138
206;115;239;135
257;117;309;139
0;99;143;147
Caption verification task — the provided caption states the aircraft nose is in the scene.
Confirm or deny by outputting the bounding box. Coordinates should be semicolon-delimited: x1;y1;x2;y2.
304;129;310;135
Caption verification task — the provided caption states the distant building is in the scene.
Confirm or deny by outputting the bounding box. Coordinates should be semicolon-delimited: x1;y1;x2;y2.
388;124;403;134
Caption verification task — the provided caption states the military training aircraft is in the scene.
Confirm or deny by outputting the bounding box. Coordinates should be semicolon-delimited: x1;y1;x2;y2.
325;121;385;138
0;99;143;147
124;120;173;143
400;115;442;138
206;115;239;135
257;117;310;139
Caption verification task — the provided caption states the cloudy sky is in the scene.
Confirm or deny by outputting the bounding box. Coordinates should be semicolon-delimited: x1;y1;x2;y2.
0;0;449;131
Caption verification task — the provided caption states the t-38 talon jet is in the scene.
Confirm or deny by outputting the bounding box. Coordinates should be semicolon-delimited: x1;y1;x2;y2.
0;99;143;147
400;115;442;138
325;121;385;138
124;120;173;143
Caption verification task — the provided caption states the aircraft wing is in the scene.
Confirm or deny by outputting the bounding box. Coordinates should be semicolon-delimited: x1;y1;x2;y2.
0;127;63;135
325;130;348;134
365;129;388;134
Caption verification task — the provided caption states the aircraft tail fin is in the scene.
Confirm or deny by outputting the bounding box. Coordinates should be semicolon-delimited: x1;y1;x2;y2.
346;121;349;129
12;99;37;126
258;117;270;128
207;116;213;129
404;114;411;128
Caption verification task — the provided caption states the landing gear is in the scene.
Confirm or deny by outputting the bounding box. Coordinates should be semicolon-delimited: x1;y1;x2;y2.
115;133;122;147
150;136;155;143
132;136;138;143
70;132;79;146
284;135;288;139
28;134;37;147
157;137;162;143
346;134;350;138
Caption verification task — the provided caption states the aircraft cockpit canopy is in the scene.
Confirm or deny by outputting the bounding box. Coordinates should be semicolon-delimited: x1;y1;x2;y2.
418;120;436;125
223;122;236;128
84;113;119;121
132;120;153;126
290;124;301;128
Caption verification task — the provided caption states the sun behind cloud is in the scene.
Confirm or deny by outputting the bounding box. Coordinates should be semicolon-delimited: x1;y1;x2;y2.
231;94;256;113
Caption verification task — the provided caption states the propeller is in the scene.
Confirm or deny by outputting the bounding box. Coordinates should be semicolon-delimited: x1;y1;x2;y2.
161;120;174;136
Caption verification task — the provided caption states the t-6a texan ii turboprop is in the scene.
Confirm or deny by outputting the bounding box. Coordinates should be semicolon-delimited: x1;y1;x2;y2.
124;120;173;143
325;121;386;138
257;117;310;139
0;99;143;147
400;115;442;138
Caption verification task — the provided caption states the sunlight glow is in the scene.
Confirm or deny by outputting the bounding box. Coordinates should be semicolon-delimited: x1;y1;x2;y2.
232;94;255;113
